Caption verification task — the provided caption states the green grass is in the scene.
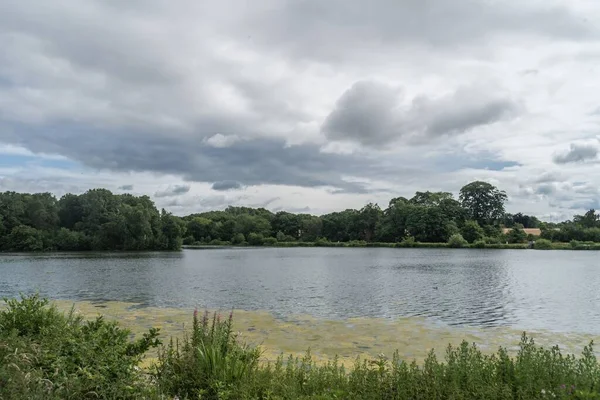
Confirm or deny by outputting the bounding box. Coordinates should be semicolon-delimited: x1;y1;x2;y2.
184;241;599;250
3;295;600;399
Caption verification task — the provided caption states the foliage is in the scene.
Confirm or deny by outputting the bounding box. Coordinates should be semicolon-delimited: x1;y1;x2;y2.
472;239;487;248
4;184;600;252
0;190;183;252
461;220;485;243
459;181;508;226
154;309;261;399
534;238;553;250
0;294;160;399
4;295;600;399
447;233;468;248
506;225;528;244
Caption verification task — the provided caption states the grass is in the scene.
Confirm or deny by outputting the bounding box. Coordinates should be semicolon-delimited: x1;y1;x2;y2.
185;241;598;250
2;295;600;399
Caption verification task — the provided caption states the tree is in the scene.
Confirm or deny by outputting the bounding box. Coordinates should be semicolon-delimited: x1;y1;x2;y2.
459;181;507;226
231;233;246;245
356;203;382;242
247;232;264;246
187;217;213;242
299;215;322;242
506;224;527;244
460;220;484;243
409;191;453;207
6;225;45;252
574;209;599;229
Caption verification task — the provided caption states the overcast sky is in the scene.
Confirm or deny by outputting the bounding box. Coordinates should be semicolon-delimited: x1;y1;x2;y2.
1;0;600;220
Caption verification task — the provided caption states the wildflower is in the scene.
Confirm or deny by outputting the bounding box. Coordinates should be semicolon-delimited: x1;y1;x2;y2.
193;308;198;319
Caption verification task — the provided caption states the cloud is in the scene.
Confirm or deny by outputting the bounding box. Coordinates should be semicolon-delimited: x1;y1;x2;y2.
322;81;519;146
0;0;599;221
244;0;596;62
211;180;243;191
155;184;191;198
204;134;241;148
553;142;599;164
118;184;134;191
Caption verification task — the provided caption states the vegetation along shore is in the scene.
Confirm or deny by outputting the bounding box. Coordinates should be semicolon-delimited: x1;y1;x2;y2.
1;181;600;252
1;294;600;399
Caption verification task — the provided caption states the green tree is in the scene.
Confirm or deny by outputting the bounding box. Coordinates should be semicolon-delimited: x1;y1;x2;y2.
459;181;507;226
506;224;527;243
574;209;599;228
460;220;485;243
299;215;322;242
247;232;264;246
6;225;45;252
187;217;213;242
231;233;246;245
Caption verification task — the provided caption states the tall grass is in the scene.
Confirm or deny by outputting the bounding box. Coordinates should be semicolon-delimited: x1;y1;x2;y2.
2;295;600;399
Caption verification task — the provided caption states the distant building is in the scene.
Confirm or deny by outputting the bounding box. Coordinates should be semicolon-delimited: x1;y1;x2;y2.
502;228;542;236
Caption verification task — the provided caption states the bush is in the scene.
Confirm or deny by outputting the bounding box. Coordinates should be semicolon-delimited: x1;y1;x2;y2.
247;233;264;246
534;238;553;250
182;235;196;245
154;310;261;399
472;239;487;248
231;233;246;245
461;220;484;243
262;237;278;246
447;233;468;248
0;294;160;399
4;295;600;399
209;239;231;246
484;236;501;244
398;236;416;248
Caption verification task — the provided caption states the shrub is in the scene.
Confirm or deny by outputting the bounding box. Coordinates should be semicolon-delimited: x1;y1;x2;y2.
4;295;600;399
534;238;553;250
398;236;416;248
262;237;278;246
484;236;501;244
0;294;160;399
231;233;246;245
247;233;264;246
447;233;468;248
154;310;261;399
472;239;487;248
461;220;484;243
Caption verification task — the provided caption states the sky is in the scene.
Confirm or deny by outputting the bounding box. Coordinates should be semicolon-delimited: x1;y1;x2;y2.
1;0;600;220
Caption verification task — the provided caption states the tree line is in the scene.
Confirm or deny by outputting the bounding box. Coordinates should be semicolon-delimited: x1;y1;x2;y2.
0;189;183;251
1;181;599;252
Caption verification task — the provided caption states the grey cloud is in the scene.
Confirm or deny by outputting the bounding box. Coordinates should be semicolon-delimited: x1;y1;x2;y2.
569;198;600;210
155;184;191;198
535;183;556;196
118;184;134;191
211;181;243;191
322;81;519;146
2;120;387;193
533;171;565;184
243;0;595;62
322;81;401;146
553;143;599;164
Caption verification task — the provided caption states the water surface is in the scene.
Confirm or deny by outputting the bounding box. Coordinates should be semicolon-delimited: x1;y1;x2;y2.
1;248;598;334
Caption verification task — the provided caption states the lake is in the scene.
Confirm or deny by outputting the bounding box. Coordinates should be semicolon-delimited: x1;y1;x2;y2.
1;247;599;334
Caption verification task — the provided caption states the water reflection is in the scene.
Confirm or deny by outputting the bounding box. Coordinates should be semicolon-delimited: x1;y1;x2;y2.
1;248;599;334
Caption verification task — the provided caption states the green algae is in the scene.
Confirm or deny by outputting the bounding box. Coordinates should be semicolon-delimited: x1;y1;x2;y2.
46;299;599;368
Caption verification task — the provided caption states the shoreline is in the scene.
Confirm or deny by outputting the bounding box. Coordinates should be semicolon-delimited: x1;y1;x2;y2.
45;299;600;365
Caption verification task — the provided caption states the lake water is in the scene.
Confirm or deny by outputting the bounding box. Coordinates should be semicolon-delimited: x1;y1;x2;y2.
1;248;599;334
